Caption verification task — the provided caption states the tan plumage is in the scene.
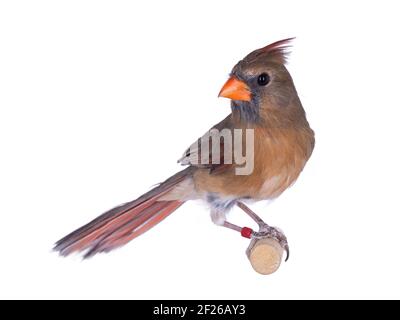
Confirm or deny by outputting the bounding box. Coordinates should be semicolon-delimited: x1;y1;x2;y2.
54;38;314;257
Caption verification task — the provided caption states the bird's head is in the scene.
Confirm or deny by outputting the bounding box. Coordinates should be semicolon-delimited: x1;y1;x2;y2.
219;38;303;125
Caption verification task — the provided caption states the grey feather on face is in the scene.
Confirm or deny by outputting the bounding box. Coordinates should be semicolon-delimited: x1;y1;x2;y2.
231;100;260;123
229;67;262;123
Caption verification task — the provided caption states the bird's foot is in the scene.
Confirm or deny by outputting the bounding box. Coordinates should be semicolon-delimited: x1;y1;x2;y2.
251;222;290;261
217;201;289;262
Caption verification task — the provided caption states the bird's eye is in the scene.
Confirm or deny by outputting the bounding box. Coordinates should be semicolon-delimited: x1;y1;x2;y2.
257;73;270;86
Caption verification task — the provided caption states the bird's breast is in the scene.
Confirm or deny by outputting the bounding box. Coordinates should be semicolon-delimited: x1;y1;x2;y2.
252;126;313;199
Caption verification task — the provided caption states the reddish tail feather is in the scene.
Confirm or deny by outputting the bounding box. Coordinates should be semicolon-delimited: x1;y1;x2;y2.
54;168;192;258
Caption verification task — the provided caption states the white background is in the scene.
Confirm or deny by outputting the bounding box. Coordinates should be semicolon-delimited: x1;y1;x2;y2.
1;1;399;299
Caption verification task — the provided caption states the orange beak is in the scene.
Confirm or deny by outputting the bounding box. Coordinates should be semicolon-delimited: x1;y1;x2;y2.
218;76;251;101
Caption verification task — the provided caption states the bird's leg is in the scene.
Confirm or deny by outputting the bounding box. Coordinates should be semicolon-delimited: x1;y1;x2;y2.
236;201;264;226
223;221;242;232
210;201;289;261
236;201;290;261
211;208;253;237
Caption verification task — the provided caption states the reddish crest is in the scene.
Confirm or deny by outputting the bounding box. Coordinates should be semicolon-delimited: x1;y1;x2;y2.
246;37;295;64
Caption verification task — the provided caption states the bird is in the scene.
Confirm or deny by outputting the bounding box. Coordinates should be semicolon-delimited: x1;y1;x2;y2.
54;38;315;259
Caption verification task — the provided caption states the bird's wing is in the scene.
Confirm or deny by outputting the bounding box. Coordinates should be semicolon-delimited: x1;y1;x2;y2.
177;115;234;174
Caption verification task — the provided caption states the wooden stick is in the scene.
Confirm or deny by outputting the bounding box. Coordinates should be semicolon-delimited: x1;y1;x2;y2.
246;237;283;275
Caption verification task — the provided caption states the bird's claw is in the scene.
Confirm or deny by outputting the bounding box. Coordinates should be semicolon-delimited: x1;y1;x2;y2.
284;244;290;262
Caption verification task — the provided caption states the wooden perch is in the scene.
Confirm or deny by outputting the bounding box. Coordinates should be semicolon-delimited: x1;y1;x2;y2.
246;237;284;275
224;202;288;275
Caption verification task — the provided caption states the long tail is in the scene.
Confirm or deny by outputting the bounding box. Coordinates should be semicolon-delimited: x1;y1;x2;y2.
54;168;192;258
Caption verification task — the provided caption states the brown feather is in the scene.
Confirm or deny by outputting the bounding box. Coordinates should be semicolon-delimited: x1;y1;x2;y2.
245;37;295;65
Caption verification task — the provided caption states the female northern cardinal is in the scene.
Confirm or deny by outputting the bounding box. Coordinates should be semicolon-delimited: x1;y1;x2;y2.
55;38;314;258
